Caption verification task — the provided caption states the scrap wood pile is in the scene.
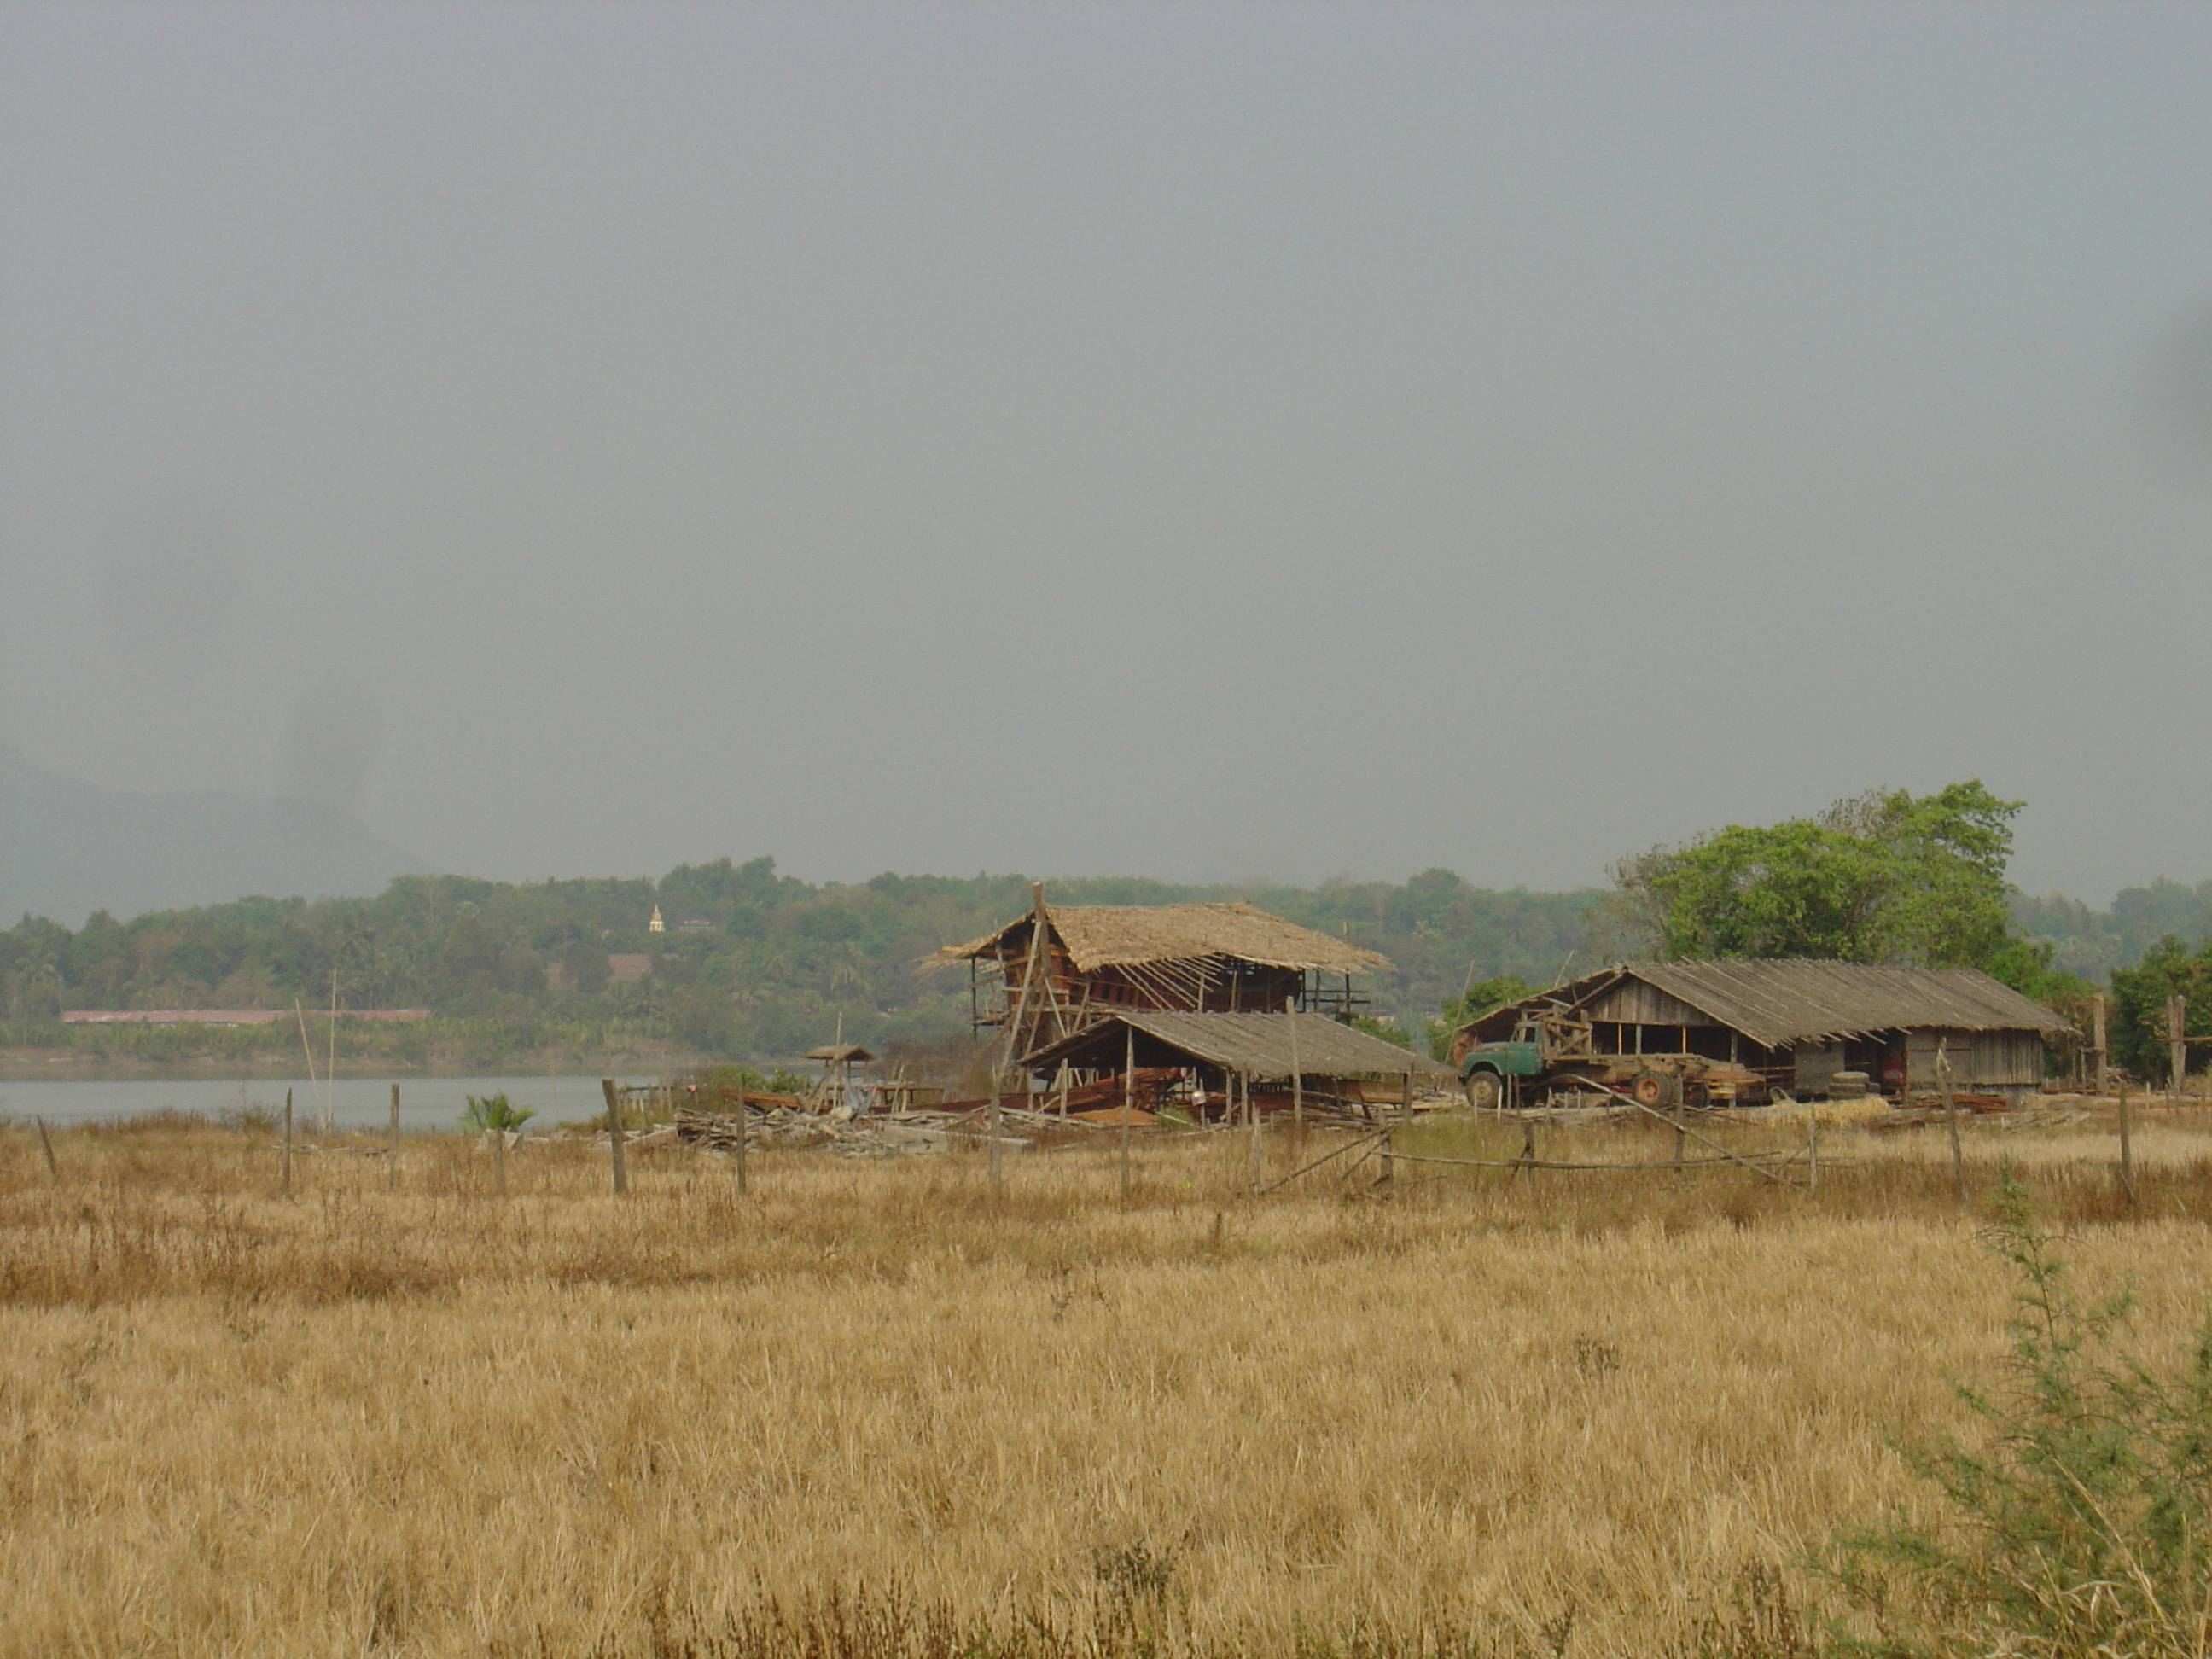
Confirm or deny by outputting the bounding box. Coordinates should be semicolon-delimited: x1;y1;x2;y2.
664;1068;1428;1156
674;1101;949;1158
673;1097;1074;1158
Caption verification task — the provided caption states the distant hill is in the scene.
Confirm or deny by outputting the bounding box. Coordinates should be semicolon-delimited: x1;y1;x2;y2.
0;742;429;925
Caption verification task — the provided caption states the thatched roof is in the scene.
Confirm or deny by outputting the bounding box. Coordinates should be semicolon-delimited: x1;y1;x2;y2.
1019;1010;1452;1082
1470;959;2073;1051
805;1044;873;1062
934;901;1391;975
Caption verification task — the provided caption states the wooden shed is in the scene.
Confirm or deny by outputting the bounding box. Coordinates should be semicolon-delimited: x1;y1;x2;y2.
933;885;1392;1061
1454;960;2073;1102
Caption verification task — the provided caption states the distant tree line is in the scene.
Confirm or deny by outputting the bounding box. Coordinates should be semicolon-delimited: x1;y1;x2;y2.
0;859;1595;1063
6;815;2206;1078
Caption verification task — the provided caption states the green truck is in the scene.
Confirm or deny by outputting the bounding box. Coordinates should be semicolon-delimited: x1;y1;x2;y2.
1451;1004;1765;1111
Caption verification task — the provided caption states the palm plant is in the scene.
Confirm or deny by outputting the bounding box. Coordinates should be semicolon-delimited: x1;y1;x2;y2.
458;1092;535;1134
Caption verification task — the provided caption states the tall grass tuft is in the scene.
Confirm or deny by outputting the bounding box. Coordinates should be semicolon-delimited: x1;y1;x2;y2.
1824;1167;2212;1657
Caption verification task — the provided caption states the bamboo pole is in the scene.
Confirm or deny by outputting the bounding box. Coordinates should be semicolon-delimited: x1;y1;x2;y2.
33;1115;58;1182
2118;1078;2136;1205
1393;1145;1831;1173
1288;997;1303;1126
1581;1077;1800;1186
1120;1027;1133;1202
387;1083;399;1192
294;1000;318;1111
601;1078;628;1196
282;1088;294;1196
1258;1128;1391;1193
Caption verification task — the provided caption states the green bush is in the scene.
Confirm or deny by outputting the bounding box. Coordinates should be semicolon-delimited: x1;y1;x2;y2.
1822;1170;2212;1657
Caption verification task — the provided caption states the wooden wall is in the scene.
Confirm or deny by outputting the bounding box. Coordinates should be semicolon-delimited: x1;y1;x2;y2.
1903;1027;2045;1093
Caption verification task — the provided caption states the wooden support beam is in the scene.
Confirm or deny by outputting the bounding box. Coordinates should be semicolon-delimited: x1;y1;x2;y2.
1120;1026;1134;1202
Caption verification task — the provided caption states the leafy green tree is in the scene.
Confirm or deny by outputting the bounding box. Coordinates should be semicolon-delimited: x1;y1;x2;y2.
1610;782;2023;968
2108;934;2212;1083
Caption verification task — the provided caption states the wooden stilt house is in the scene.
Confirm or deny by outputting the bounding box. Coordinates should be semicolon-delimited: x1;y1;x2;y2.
933;885;1393;1062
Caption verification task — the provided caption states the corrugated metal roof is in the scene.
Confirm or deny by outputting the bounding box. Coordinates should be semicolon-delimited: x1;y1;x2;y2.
1510;959;2072;1050
935;901;1392;975
1019;1010;1453;1081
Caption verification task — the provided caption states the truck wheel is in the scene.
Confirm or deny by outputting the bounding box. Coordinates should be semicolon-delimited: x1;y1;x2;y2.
1630;1069;1681;1109
1463;1071;1503;1111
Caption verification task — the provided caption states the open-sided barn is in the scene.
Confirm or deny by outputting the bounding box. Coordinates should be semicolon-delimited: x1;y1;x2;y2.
1017;1010;1455;1122
1456;959;2074;1102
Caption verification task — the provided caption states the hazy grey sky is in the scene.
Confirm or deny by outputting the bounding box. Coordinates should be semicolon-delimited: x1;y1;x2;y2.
4;2;2209;900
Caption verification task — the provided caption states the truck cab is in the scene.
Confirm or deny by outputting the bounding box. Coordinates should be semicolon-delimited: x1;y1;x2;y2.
1456;1017;1546;1110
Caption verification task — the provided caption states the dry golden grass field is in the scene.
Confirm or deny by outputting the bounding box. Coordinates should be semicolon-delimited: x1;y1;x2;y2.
3;1106;2211;1658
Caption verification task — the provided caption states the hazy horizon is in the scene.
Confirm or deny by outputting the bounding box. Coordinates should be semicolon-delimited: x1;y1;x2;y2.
5;3;2209;904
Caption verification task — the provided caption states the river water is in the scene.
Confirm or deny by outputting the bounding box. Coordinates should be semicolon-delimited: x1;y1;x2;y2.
0;1074;644;1132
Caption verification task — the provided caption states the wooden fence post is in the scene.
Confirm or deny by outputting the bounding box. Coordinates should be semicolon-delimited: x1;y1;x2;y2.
601;1078;628;1196
1239;1070;1258;1190
1807;1104;1819;1193
1937;1039;1965;1201
733;1090;748;1196
387;1083;399;1193
1288;998;1303;1126
2092;993;2109;1096
2118;1078;2136;1205
33;1115;58;1183
282;1088;294;1197
1379;1073;1403;1187
2170;994;2188;1100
